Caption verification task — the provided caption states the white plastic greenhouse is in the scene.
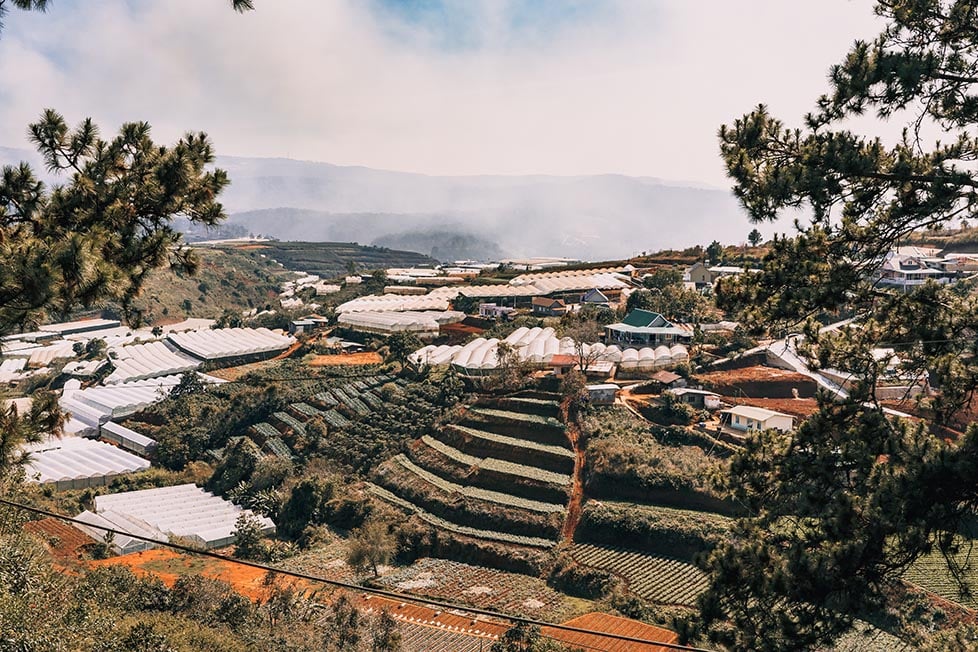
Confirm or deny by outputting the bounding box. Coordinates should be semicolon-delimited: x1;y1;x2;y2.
167;327;294;362
337;310;464;336
22;437;151;490
94;484;276;549
74;509;167;554
336;294;453;313
104;341;202;385
407;326;687;376
100;421;158;455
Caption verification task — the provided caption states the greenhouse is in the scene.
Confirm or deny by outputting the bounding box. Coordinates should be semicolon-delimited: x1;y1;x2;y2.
100;421;158;455
167;327;294;362
336;294;453;313
74;509;168;555
94;484;276;549
104;341;201;385
22;436;151;491
337;310;464;337
408;325;687;376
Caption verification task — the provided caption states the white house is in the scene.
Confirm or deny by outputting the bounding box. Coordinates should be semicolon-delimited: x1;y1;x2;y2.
720;405;794;433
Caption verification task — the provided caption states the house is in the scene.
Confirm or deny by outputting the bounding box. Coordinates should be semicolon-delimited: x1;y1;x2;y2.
720;405;794;433
532;296;567;316
685;262;713;287
587;383;618;405
549;354;577;377
479;303;517;321
707;265;746;282
665;387;721;410
604;309;693;348
580;288;612;308
876;254;950;290
649;369;686;389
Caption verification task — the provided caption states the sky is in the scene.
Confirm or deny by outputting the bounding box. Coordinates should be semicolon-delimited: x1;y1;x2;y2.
0;0;884;187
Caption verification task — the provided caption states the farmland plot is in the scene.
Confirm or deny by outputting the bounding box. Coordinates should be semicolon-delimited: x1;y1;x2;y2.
374;558;573;620
367;483;556;548
571;543;709;607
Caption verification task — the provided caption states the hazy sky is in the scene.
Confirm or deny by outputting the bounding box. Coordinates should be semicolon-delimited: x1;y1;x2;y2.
0;0;882;186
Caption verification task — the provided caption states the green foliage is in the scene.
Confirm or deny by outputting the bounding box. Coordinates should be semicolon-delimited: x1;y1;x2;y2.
625;286;718;323
547;552;616;599
577;501;732;560
748;228;763;247
384;332;422;364
346;517;396;576
690;2;978;648
583;407;727;508
643;266;684;290
705;240;724;264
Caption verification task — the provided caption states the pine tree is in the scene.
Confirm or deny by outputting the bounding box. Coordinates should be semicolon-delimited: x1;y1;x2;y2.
688;2;978;649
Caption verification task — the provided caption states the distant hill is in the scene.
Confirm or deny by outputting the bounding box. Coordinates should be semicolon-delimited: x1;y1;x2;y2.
1;146;754;260
220;241;437;277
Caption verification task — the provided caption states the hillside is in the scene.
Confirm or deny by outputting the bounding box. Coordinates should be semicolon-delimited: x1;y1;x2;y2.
119;247;290;326
218;241;438;276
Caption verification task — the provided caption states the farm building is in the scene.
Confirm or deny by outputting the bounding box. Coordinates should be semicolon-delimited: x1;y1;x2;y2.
649;369;686;389
479;303;516;320
587;384;619;405
720;405;794;433
100;421;158;455
531;297;567;316
410;326;641;376
94;484;276;550
74;510;165;555
337;310;465;337
167;327;294;363
39;318;121;336
665;387;721;410
22;437;151;490
604;310;693;348
336;293;453;313
103;341;201;385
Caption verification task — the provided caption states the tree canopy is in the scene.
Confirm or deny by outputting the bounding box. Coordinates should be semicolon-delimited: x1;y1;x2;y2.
690;1;978;649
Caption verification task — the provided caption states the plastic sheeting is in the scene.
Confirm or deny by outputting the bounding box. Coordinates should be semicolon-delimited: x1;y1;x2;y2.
95;484;276;549
167;327;294;361
22;437;151;490
104;341;201;385
337;310;464;335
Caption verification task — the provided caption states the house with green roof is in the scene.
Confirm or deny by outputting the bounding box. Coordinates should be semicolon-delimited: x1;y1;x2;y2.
604;309;693;348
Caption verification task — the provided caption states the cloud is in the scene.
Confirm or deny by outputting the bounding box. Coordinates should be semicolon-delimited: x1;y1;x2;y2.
0;0;883;186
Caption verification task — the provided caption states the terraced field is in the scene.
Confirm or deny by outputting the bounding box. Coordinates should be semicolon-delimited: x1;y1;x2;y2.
229;373;395;462
369;392;573;551
408;435;571;503
571;543;709;607
903;544;978;608
441;424;576;474
366;484;556;548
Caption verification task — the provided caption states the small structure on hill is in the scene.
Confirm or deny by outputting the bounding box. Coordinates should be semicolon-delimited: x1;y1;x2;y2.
649;369;686;390
604;309;693;348
587;383;619;405
720;405;794;433
666;387;721;410
532;296;567;316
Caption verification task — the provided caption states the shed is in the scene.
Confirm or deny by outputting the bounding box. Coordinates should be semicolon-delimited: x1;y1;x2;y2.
587;383;619;405
665;387;721;410
720;405;794;433
531;297;567;316
650;369;686;389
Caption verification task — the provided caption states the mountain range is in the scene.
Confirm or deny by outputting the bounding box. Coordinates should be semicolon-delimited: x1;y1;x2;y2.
1;146;754;261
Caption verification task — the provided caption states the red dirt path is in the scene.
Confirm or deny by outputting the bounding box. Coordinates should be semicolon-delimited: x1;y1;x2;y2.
560;397;585;542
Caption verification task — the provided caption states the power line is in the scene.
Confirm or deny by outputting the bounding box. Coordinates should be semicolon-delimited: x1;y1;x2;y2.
0;496;713;652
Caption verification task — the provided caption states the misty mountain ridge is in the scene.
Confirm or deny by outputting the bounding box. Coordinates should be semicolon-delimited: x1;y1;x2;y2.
1;146;754;260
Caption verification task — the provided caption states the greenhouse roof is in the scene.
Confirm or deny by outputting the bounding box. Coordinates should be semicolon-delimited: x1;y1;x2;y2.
104;341;201;385
22;437;150;485
167;327;294;361
95;484;275;549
